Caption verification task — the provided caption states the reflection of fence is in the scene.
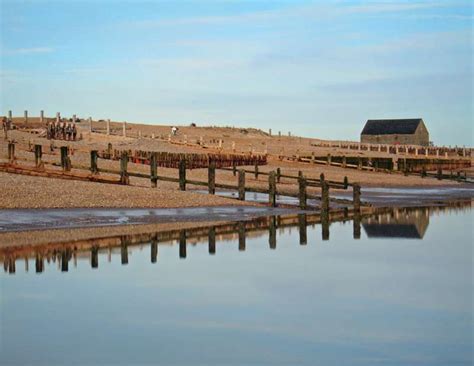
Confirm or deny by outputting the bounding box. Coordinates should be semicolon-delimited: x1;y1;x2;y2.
0;208;376;274
2;141;361;210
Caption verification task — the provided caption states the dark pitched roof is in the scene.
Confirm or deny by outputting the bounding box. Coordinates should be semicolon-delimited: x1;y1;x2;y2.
361;118;423;136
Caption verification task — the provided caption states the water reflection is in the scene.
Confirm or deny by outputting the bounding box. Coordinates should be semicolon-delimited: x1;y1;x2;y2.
1;201;471;275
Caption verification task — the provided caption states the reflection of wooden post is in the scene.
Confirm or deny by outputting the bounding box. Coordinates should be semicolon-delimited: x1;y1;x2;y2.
268;171;276;207
238;170;245;201
298;214;307;245
353;183;361;213
121;236;129;265
34;144;42;168
208;160;216;194
179;159;186;191
353;214;361;239
238;222;246;251
61;250;69;272
90;150;98;174
208;227;216;255
179;230;187;259
91;246;99;268
269;216;277;249
120;152;129;184
150;152;157;188
298;176;307;210
321;181;329;213
35;254;44;273
151;237;158;263
321;213;329;241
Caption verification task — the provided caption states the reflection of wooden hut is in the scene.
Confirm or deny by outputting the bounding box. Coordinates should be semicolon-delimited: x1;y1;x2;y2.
363;208;429;239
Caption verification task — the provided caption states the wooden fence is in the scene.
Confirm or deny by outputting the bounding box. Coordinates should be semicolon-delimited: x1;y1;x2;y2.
2;141;362;210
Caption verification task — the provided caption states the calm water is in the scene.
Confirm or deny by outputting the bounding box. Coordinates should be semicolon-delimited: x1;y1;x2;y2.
1;206;472;365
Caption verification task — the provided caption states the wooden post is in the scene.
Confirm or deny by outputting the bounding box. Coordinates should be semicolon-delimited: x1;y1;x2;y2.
179;159;186;191
343;176;349;189
60;146;71;171
298;176;307;210
208;160;216;194
357;158;362;170
106;143;112;158
24;110;28;123
123;122;126;137
34;144;42;168
254;162;259;179
232;161;237;176
269;171;276;207
8;142;15;163
437;166;442;180
238;222;246;251
298;214;307;245
353;183;361;213
90;150;98;174
238;169;245;201
120;151;129;184
8;110;12;121
327;154;331;166
179;230;187;259
89;117;93;133
208;227;216;255
269;216;276;249
320;173;325;185
150;152;157;187
106;119;110;135
276;167;281;183
342;156;347;168
56;112;60;123
40;110;44;123
321;181;330;213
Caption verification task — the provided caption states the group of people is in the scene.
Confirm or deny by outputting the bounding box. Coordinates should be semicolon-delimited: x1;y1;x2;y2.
47;120;77;141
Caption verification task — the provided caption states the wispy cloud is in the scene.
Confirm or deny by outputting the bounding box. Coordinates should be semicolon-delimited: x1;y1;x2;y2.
4;47;54;55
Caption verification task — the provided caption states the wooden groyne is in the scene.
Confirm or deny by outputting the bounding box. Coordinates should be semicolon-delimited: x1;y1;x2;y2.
2;141;361;210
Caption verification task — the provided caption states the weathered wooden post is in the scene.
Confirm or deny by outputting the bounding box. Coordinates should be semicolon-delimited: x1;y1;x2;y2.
106;119;110;135
298;214;307;245
238;222;246;251
8;110;12;121
91;246;99;268
437;166;442;180
151;237;158;263
343;176;349;189
238;169;245;201
353;183;361;214
8;142;15;163
342;156;347;168
34;144;42;168
208;160;216;194
150;152;158;187
40;110;44;123
24;110;28;124
298;176;307;210
357;158;362;170
268;171;277;207
276;167;281;183
320;172;325;185
106;143;112;158
60;146;71;171
120;151;129;184
254;161;259;179
179;158;186;191
90;150;99;174
56;112;60;123
208;227;216;255
232;161;237;176
327;154;331;166
179;230;187;258
321;181;330;213
269;216;277;249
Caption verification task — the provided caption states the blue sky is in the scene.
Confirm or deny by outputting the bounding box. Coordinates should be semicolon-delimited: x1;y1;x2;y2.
1;0;472;145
